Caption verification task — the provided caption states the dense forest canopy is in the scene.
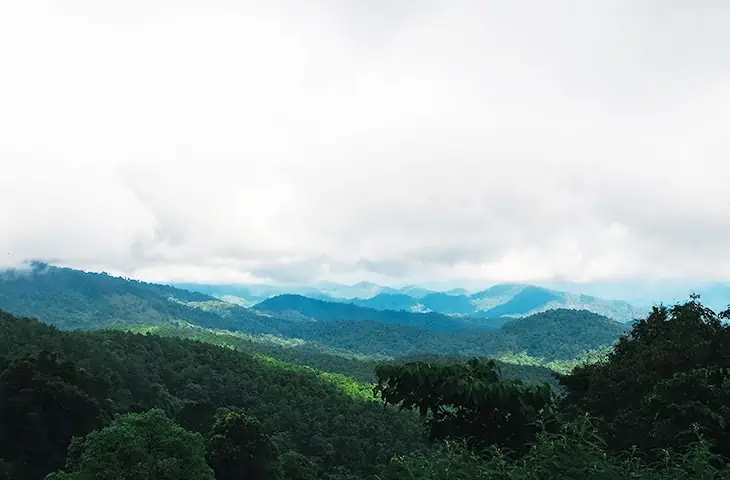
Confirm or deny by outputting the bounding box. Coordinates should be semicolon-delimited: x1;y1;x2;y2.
0;311;423;479
0;296;729;479
1;265;729;479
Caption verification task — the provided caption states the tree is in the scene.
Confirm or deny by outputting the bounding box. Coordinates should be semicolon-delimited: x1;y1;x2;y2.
377;417;730;480
207;408;280;480
559;296;730;457
279;452;318;480
177;401;216;435
374;358;555;454
46;409;214;480
0;351;104;480
0;459;14;480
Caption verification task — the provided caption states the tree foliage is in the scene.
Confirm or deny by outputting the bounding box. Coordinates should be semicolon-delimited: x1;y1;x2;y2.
278;452;318;480
374;358;555;453
378;417;730;480
558;295;730;457
0;351;104;480
47;409;214;480
0;310;423;479
207;408;280;480
2;281;730;480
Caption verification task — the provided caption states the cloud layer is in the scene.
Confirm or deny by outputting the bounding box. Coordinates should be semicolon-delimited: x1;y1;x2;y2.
2;0;729;286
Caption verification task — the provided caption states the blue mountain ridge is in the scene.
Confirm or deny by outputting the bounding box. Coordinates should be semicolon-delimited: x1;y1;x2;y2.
179;281;649;323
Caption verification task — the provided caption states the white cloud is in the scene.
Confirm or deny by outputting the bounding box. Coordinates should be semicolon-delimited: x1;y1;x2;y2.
1;0;729;286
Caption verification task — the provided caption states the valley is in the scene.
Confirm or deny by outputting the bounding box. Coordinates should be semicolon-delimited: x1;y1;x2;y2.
0;263;628;364
1;262;728;479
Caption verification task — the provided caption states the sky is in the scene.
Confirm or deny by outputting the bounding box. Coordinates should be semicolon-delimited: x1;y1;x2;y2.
1;0;730;290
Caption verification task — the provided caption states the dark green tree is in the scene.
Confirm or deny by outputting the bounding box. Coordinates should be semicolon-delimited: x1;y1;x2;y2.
377;416;730;480
207;408;280;480
0;459;13;480
278;451;318;480
0;351;104;480
46;409;213;480
177;401;217;435
0;311;425;479
559;296;730;457
374;358;555;454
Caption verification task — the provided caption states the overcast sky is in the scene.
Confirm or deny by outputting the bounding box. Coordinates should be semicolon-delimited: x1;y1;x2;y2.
1;0;729;288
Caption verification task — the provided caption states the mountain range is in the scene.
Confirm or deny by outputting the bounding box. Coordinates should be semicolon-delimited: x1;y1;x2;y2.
176;280;648;323
0;262;630;362
252;294;511;331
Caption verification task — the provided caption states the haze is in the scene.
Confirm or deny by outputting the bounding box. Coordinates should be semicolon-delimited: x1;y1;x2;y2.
1;0;729;290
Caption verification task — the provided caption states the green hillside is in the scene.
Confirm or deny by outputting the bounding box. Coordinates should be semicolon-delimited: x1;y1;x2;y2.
112;322;565;387
0;265;628;363
0;262;269;331
3;296;730;479
0;310;424;480
253;294;503;331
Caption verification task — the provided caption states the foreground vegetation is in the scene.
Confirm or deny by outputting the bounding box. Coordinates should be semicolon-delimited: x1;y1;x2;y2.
0;311;424;479
0;293;728;479
375;296;730;479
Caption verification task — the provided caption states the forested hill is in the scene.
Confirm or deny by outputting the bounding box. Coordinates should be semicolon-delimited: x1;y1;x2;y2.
0;310;424;479
0;262;270;331
0;263;629;362
498;308;630;359
3;298;730;479
253;294;506;331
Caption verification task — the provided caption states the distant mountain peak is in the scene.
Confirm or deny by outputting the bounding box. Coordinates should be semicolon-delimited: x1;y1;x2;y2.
59;270;651;324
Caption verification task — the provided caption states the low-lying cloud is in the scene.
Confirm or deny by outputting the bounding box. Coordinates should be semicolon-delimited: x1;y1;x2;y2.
1;0;729;287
